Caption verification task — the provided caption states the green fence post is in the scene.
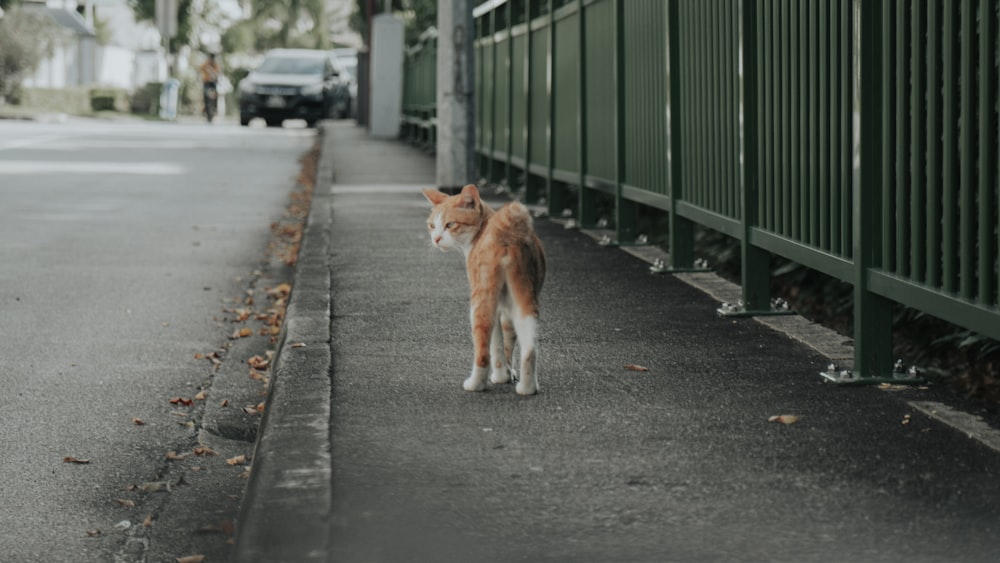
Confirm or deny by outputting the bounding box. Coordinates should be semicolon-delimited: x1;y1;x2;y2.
577;0;598;227
666;0;697;269
546;1;566;218
523;0;538;203
738;0;775;314
822;0;918;385
613;0;638;245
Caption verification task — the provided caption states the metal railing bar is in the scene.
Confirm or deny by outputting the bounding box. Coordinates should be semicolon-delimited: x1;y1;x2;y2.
910;0;926;284
869;271;1000;342
926;0;942;288
942;0;957;293
959;0;975;301
977;0;996;307
749;228;855;282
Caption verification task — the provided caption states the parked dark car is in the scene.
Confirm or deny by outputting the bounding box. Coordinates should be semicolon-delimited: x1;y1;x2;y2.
238;49;339;127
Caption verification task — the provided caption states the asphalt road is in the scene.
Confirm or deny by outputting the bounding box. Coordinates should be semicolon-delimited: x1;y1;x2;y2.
0;117;315;561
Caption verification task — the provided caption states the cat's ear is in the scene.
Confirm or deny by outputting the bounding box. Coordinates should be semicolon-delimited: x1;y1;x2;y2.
459;184;480;209
422;188;449;205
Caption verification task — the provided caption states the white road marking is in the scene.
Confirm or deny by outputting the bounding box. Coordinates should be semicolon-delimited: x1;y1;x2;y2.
0;161;184;175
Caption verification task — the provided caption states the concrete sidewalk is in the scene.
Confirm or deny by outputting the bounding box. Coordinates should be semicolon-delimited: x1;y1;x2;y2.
234;121;1000;563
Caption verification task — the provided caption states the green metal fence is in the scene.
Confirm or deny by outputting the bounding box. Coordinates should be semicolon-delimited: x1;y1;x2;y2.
402;27;437;148
402;0;1000;383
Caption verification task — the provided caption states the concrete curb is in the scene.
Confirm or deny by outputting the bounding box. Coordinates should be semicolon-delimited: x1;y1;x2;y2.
232;124;335;562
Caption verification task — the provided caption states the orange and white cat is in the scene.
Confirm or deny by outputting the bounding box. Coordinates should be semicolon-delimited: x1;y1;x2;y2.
422;184;546;395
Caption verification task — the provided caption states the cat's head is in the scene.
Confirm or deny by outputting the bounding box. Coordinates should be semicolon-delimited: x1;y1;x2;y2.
422;184;485;252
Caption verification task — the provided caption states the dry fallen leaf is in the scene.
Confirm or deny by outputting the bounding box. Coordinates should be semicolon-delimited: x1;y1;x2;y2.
85;529;102;537
114;498;136;508
247;355;270;370
768;414;800;425
193;446;218;457
219;399;229;408
131;417;146;426
242;405;259;415
194;390;207;401
166;451;191;461
141;481;170;493
169;397;194;407
624;364;650;372
226;455;247;466
231;327;253;339
142;514;154;528
176;556;206;563
290;342;306;348
63;456;91;465
267;283;292;298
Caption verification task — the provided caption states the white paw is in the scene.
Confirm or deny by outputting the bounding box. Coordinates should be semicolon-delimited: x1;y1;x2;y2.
463;376;487;392
490;368;511;385
515;380;538;396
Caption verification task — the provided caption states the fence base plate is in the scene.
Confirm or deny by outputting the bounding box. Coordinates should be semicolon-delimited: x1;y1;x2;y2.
819;368;926;386
717;300;795;318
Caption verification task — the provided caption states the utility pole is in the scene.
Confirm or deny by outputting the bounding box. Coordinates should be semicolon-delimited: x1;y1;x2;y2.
435;0;475;190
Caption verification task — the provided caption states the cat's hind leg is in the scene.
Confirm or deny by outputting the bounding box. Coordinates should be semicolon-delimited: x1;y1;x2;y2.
513;313;539;395
489;314;516;384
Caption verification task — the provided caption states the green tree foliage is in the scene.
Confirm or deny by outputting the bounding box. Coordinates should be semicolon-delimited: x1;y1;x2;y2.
222;0;330;54
350;0;437;46
0;6;64;102
126;0;194;52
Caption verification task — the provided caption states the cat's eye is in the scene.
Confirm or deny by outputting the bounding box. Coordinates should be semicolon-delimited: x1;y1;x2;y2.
445;221;457;229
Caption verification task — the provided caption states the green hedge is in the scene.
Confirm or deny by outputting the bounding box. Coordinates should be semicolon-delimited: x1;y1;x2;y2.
19;87;91;114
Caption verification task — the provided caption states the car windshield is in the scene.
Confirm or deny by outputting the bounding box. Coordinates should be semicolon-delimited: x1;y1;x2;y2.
257;56;325;75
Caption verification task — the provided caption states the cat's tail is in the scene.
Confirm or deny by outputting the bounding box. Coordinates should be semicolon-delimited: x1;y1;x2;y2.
503;201;534;230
